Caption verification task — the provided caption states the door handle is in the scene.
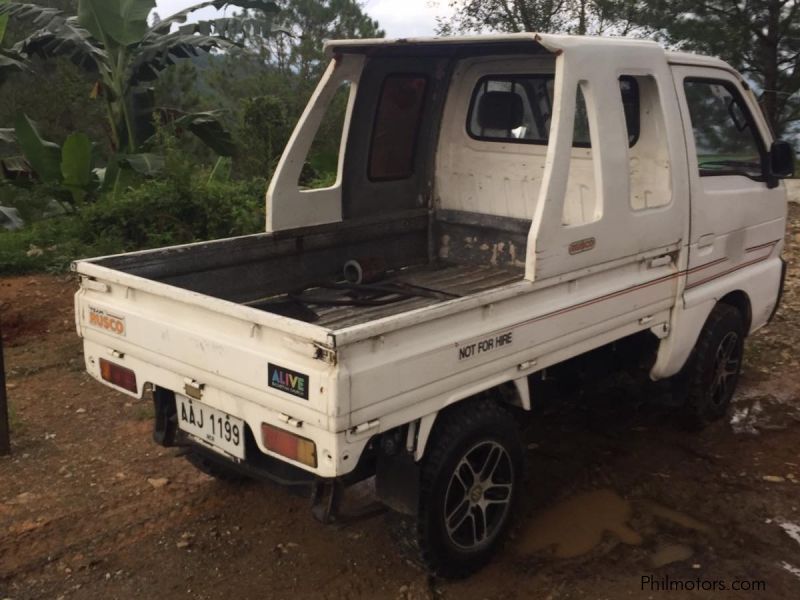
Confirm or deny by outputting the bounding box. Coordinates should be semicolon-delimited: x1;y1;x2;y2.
697;234;715;249
649;255;673;268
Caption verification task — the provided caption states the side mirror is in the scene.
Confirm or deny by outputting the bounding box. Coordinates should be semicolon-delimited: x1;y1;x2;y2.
769;140;795;179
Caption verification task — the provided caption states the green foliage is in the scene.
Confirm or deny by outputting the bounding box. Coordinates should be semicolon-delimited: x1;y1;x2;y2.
78;0;155;46
119;152;164;176
0;169;267;274
0;0;9;42
14;113;62;184
1;125;264;273
238;94;290;178
60;132;93;201
0;0;280;157
0;0;389;275
436;1;623;36
78;172;266;250
270;0;384;80
5;114;97;205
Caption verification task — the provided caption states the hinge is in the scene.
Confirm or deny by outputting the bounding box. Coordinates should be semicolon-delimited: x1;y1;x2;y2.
277;413;303;428
650;322;670;339
314;343;337;364
183;378;204;400
351;419;379;435
82;277;109;293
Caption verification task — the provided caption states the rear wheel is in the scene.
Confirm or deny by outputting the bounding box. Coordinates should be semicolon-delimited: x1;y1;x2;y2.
414;400;523;578
677;303;745;429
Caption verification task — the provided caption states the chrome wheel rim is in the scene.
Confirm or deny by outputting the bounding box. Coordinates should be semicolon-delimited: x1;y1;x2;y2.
443;440;514;550
711;331;741;405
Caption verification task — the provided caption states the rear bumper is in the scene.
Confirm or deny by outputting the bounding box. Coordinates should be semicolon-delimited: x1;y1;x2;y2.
81;338;370;478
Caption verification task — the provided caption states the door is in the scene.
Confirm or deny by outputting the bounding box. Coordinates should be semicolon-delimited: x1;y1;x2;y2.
672;66;785;292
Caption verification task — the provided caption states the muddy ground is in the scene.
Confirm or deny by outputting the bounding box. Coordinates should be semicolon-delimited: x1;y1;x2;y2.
2;206;800;600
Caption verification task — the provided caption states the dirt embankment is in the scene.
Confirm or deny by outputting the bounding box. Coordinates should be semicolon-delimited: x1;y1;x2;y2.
1;206;800;600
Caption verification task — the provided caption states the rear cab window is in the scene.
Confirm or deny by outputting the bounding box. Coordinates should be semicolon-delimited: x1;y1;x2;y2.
683;78;766;180
466;74;640;147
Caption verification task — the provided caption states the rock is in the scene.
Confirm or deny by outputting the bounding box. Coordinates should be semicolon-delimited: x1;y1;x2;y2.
176;540;190;549
650;543;694;568
13;492;35;505
75;408;87;414
763;475;786;483
147;477;169;489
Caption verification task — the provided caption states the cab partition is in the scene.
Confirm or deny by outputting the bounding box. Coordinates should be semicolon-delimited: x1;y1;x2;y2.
435;48;685;283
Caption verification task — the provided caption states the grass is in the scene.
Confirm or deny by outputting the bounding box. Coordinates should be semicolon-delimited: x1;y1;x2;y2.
133;403;155;422
3;399;24;435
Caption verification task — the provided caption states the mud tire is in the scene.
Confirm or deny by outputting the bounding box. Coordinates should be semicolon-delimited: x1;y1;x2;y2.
410;399;524;578
676;303;745;429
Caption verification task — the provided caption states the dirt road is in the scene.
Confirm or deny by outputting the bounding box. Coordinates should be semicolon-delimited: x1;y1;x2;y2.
2;206;800;600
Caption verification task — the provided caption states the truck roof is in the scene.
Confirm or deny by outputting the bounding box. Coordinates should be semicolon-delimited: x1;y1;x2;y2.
324;33;738;76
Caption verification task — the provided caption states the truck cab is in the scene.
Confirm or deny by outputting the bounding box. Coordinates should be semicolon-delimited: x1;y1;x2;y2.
73;34;793;577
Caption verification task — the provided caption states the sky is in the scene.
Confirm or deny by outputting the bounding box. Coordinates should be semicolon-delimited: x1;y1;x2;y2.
154;0;455;38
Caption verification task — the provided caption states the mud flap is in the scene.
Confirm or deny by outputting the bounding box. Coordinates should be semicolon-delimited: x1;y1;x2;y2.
152;387;178;447
768;258;788;324
375;451;420;516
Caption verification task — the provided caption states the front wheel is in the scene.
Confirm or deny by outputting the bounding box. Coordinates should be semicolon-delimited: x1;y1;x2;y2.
414;400;523;578
677;303;745;429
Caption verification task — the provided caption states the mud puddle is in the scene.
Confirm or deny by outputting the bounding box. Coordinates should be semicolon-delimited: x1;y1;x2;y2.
516;489;642;558
730;389;800;435
516;488;712;567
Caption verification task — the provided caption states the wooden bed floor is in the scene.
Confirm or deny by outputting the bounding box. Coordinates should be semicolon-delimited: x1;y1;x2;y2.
303;262;524;330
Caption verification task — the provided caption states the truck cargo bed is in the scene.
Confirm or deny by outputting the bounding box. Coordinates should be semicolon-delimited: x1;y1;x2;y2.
80;209;529;333
256;262;524;329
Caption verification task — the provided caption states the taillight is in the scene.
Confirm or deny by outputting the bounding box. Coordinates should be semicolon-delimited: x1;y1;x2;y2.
99;358;137;393
261;423;317;468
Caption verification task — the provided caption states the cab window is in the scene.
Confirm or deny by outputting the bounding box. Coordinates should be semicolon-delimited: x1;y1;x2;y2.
467;74;639;147
683;79;765;179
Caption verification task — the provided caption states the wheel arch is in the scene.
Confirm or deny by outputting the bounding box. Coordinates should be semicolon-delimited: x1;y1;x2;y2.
412;377;529;462
652;288;756;381
718;289;752;334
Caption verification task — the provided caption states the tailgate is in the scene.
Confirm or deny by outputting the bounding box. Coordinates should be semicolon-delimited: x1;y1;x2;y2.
73;262;342;431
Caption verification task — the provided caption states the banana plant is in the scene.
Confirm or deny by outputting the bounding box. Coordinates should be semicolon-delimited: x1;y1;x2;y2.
2;114;97;208
0;1;280;176
0;0;27;81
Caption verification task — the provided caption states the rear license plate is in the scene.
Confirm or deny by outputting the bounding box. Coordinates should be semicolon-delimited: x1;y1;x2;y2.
176;395;245;460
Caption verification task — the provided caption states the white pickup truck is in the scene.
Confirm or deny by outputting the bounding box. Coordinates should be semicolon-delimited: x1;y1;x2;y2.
73;34;794;576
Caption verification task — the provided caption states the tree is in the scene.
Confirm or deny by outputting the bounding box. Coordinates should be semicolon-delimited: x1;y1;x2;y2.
598;0;800;136
0;0;27;81
200;1;384;178
436;0;627;36
273;0;383;81
0;0;281;165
